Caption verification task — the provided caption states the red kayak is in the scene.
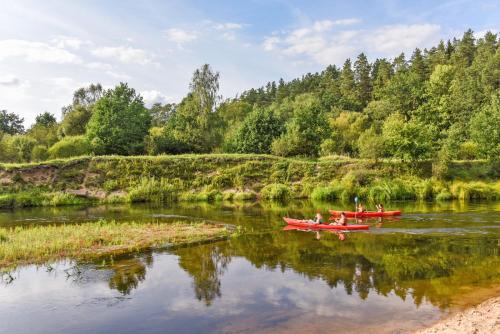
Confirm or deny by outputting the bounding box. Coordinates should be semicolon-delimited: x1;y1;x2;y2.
283;218;369;230
329;210;402;218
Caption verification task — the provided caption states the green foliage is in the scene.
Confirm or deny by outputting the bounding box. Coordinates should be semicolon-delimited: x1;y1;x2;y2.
469;93;500;159
60;104;93;136
382;114;436;161
260;183;291;201
48;136;91;159
358;127;384;161
0;134;36;162
271;94;328;157
31;145;48;162
311;185;343;201
0;110;24;135
128;177;177;203
86;83;151;155
232;108;283;154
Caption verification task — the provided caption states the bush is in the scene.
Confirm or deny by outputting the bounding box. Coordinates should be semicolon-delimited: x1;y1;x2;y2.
260;183;291;201
48;136;91;159
31;145;48;162
128;177;176;203
311;186;342;201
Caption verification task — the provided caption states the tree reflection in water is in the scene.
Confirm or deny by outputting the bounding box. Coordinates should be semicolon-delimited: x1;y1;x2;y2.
176;243;231;305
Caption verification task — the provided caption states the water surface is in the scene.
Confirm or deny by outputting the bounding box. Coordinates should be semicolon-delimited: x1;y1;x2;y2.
1;201;499;333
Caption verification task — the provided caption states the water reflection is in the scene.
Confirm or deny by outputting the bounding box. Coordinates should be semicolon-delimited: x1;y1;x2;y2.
0;201;499;333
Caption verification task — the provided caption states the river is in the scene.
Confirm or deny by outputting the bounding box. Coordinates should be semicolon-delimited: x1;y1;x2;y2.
1;200;499;333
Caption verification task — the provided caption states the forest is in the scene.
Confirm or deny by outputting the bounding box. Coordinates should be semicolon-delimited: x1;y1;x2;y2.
0;30;498;169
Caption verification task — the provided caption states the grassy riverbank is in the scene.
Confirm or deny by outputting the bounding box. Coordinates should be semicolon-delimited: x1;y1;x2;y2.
0;220;228;269
0;154;498;208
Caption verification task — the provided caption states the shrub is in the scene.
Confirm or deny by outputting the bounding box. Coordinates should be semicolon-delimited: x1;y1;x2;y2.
436;189;452;201
311;186;342;201
128;177;176;203
31;145;49;162
48;136;91;159
260;183;291;201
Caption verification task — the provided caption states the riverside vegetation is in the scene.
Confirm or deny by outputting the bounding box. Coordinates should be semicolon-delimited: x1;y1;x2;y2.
0;154;498;209
0;220;228;270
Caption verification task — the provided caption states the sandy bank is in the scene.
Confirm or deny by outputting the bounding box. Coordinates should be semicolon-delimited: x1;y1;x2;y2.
416;296;499;334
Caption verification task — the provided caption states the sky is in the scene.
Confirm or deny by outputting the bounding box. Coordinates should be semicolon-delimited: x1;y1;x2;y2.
0;0;498;125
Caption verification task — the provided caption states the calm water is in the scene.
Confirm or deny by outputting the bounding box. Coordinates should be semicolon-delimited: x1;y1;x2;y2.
1;201;499;334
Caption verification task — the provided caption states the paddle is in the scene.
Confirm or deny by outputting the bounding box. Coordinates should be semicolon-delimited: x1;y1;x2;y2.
354;196;358;219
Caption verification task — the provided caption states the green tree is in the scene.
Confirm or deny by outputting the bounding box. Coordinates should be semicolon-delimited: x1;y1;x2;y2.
271;94;328;157
149;103;176;126
382;113;436;161
161;64;223;153
358;127;385;161
60;104;92;136
339;59;361;111
0;110;24;134
34;112;57;127
27;112;59;147
469;93;500;159
86;83;151;155
60;84;103;136
232;108;283;154
354;53;372;108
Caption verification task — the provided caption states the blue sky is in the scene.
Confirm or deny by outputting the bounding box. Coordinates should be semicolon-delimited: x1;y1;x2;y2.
0;0;498;125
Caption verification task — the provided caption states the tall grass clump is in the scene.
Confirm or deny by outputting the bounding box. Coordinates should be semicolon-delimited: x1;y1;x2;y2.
367;179;416;202
180;187;222;202
128;177;177;203
450;181;498;200
260;183;291;201
311;185;343;201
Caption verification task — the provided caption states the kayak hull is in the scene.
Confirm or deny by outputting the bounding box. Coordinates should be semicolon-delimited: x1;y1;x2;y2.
283;218;369;230
329;210;401;218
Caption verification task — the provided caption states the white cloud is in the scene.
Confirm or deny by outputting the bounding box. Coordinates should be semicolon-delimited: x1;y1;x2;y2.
0;39;82;64
475;28;498;39
263;22;441;65
91;46;153;65
85;62;113;70
51;35;85;49
214;22;243;30
333;18;361;26
165;28;197;43
0;75;20;86
368;24;441;54
140;90;173;106
262;36;281;51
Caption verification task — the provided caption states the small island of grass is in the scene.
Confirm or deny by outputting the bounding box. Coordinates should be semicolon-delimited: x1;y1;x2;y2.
0;220;229;270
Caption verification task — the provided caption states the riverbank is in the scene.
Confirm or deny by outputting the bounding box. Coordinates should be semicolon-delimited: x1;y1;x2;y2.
0;154;498;208
0;220;228;270
416;296;500;334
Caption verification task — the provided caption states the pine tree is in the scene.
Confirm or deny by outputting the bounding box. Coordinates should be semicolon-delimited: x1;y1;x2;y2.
354;53;372;108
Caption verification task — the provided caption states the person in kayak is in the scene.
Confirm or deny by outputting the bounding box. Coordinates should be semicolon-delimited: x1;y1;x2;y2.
330;212;347;226
310;212;323;224
357;203;366;213
376;203;384;212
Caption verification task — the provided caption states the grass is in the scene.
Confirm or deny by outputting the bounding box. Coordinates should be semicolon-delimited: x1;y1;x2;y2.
0;154;498;207
0;190;91;209
260;183;291;201
0;220;228;269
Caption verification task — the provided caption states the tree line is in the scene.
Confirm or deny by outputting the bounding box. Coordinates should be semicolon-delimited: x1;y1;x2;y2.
0;29;498;166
